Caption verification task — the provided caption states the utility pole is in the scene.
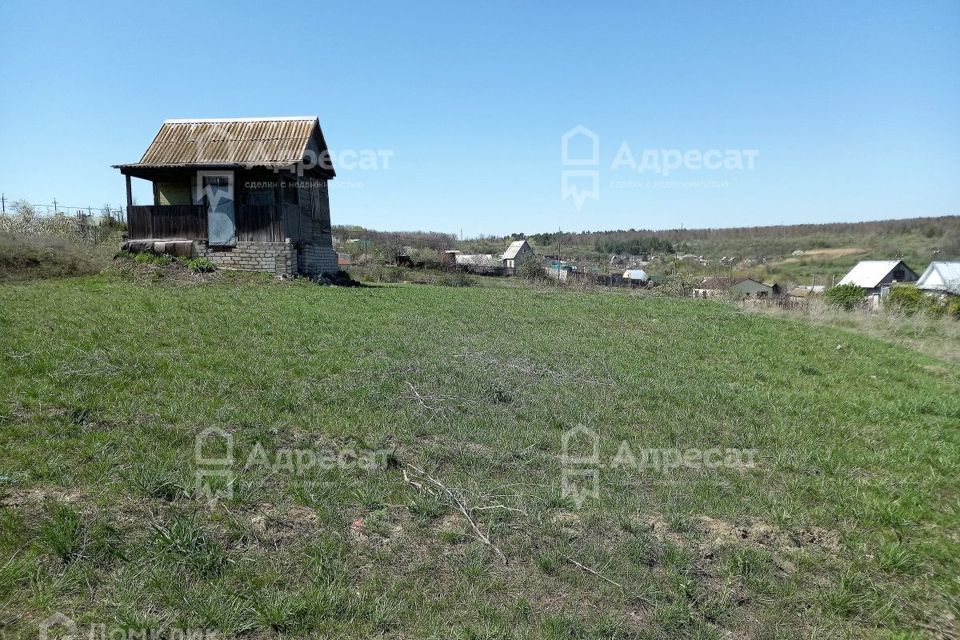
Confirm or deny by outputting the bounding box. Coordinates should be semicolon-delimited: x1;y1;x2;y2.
53;198;58;215
1;193;5;214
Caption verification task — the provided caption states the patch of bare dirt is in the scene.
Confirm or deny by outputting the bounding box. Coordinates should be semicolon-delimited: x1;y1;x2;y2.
0;487;83;507
437;512;468;535
250;504;319;546
348;508;406;549
643;513;840;557
697;515;840;554
644;514;683;545
549;510;583;540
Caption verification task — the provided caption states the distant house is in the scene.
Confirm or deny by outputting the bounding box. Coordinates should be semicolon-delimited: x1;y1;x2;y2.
501;239;535;271
456;254;498;267
837;260;918;296
677;253;708;266
789;285;826;298
693;277;779;299
698;276;732;289
622;269;649;283
730;278;780;298
917;262;960;296
692;276;732;298
113;116;338;276
337;253;351;267
440;250;461;267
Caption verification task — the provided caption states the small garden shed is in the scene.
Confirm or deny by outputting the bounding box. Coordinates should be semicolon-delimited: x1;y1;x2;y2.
113;117;338;276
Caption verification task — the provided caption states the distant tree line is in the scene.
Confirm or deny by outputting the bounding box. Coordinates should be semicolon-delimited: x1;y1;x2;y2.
333;225;457;252
594;236;675;255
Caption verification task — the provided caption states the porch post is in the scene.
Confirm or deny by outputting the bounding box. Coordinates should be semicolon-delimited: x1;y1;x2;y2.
125;174;133;210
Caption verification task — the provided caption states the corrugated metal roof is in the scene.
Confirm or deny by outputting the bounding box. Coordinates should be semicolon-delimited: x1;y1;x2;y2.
623;269;648;280
116;117;329;170
837;260;905;288
917;261;960;294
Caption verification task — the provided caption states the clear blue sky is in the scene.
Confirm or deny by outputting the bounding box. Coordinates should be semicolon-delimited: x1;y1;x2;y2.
1;0;957;236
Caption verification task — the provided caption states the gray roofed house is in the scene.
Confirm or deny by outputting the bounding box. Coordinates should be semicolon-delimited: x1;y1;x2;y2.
501;239;534;271
730;278;780;298
113;117;338;276
837;260;918;295
916;262;960;295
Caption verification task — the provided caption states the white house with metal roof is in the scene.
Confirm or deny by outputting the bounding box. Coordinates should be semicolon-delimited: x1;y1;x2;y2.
622;269;649;282
836;260;918;296
916;262;960;296
501;239;535;271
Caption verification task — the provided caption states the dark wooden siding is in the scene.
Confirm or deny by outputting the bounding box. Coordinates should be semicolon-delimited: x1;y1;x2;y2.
128;205;207;240
237;205;284;241
129;203;285;242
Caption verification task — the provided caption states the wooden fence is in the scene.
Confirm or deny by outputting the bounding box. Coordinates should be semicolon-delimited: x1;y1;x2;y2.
127;205;207;240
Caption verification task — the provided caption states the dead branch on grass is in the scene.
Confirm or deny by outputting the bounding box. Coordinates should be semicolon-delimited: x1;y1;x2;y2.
455;350;614;388
402;463;509;565
563;555;653;605
404;381;442;414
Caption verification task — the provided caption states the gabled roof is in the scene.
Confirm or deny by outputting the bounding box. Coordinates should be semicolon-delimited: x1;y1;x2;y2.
730;278;773;291
837;260;915;288
502;240;530;260
917;261;960;294
623;269;648;280
114;117;334;176
697;276;732;290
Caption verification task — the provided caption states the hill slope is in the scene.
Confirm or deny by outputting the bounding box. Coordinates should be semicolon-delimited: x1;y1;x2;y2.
1;277;958;638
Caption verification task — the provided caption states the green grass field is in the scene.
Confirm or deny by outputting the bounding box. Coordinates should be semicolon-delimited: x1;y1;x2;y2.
2;274;958;639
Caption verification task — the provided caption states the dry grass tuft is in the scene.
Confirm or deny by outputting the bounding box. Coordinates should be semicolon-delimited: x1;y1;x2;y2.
743;297;960;364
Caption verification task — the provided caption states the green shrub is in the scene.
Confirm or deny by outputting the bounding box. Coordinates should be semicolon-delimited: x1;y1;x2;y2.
826;284;865;310
187;257;217;273
884;285;925;314
515;256;546;281
948;297;960;319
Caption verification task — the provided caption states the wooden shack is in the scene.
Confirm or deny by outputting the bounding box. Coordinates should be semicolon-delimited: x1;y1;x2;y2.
113;117;338;276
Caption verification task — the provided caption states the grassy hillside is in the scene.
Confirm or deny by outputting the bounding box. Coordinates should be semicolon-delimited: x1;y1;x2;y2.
0;232;115;282
1;276;958;638
492;216;960;285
